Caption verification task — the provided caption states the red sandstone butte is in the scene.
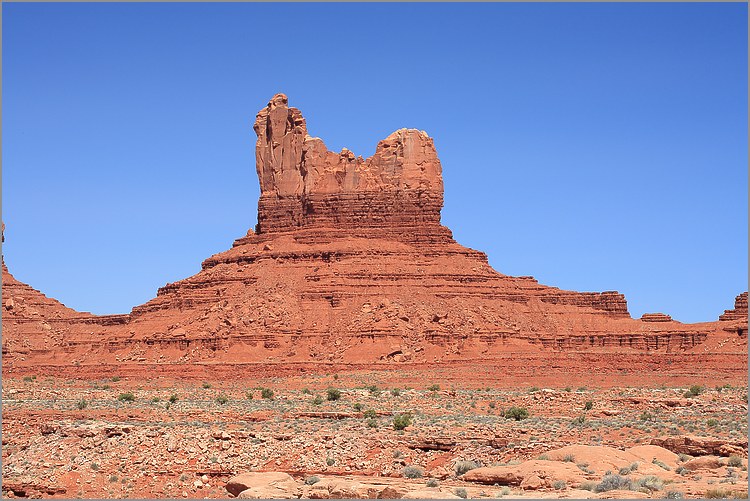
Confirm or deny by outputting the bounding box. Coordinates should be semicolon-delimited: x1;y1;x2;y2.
1;94;746;382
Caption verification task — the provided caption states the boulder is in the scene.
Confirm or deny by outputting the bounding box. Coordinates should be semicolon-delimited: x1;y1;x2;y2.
461;460;585;488
226;472;299;498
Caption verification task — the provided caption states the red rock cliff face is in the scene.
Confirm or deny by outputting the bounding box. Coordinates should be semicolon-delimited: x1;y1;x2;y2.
254;94;447;243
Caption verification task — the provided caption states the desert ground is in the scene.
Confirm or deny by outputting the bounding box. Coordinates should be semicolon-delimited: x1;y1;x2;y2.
2;365;747;499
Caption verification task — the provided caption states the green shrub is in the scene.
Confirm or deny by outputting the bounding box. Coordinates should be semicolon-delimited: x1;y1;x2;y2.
111;376;121;382
426;478;439;488
427;384;440;391
215;394;229;405
665;490;684;499
245;391;254;400
367;385;381;395
302;388;311;395
640;411;654;421
708;418;719;427
529;386;540;393
90;462;100;471
312;395;323;405
564;386;572;392
353;403;363;411
652;458;671;471
594;474;632;492
393;413;412;430
327;388;342;401
261;388;274;399
562;454;575;463
22;376;33;383
366;418;378;428
580;482;596;491
326;457;335;466
537;454;550;460
553;480;567;490
503;407;529;421
391;388;401;396
636;475;663;492
728;456;743;468
402;466;423;479
584;401;594;411
117;392;135;402
151;397;160;403
454;460;479;476
363;409;377;419
304;476;320;485
76;399;88;410
201;382;211;389
454;488;468;499
169;394;179;403
685;385;704;398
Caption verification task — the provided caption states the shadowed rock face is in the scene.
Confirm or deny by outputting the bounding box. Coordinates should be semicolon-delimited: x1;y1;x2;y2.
0;95;746;376
253;93;444;238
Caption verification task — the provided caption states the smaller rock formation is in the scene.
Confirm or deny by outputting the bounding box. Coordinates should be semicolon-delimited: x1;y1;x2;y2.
640;313;673;322
719;292;748;322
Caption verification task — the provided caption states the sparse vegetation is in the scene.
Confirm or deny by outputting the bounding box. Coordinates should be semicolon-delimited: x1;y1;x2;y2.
652;458;672;471
215;394;229;405
454;460;479;476
111;376;121;382
391;388;401;396
427;384;440;391
402;466;423;479
728;456;743;468
503;406;529;421
201;382;211;389
363;409;377;419
684;385;704;398
169;394;178;403
454;487;468;499
326;388;342;401
76;399;87;410
584;400;594;411
553;480;567;490
117;392;135;402
312;395;323;405
393;412;412;430
595;474;632;492
261;388;274;399
562;454;575;463
640;410;654;421
636;475;664;492
426;478;439;488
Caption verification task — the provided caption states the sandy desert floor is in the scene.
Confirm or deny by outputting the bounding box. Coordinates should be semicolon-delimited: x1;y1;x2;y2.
2;365;748;499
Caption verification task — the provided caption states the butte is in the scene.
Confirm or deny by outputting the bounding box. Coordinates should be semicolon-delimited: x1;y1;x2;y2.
2;94;746;386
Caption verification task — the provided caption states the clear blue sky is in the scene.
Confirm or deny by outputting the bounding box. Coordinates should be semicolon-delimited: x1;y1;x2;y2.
3;3;747;323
